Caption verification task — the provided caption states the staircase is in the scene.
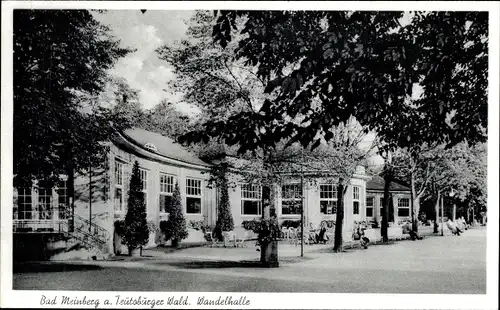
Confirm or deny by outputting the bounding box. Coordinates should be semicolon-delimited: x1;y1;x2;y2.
13;212;110;254
64;213;110;253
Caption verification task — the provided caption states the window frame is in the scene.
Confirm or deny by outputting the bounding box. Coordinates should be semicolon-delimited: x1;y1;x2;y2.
280;183;303;216
352;186;360;215
366;196;374;218
397;197;411;217
139;168;148;209
319;184;338;215
240;183;262;216
186;178;202;214
159;173;175;214
114;159;125;213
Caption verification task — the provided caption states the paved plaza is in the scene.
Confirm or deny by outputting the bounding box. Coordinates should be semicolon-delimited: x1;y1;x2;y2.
13;228;486;293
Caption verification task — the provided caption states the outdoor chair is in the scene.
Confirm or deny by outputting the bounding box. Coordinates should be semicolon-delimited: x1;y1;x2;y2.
281;227;290;242
288;228;299;245
205;231;220;248
222;231;235;247
233;227;248;248
326;228;335;244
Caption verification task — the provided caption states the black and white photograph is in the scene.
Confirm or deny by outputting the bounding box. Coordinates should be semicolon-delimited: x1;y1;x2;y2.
1;1;498;309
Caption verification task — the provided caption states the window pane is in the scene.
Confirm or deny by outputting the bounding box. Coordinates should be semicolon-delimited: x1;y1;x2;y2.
114;188;123;212
186;178;202;196
159;195;172;213
399;198;410;208
241;200;261;215
353;186;360;200
17;188;32;220
140;169;148;191
282;184;302;199
320;200;337;214
187;197;201;214
366;207;373;217
38;188;53;219
115;161;123;185
160;174;174;193
281;200;302;215
57;181;68;219
398;208;410;217
353;201;359;214
366;197;374;207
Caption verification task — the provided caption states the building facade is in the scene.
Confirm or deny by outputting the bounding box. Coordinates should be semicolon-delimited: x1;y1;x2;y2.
13;128;376;256
365;175;412;225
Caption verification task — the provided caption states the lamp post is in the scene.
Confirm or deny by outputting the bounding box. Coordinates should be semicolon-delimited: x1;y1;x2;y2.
300;147;304;258
440;195;444;236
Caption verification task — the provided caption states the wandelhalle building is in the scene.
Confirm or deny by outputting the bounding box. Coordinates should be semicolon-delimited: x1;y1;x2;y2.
13;128;411;257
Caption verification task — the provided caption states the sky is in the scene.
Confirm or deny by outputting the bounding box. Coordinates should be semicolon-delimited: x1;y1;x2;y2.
92;10;196;113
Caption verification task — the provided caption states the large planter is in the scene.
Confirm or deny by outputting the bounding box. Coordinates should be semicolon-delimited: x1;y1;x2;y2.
171;239;181;249
128;247;141;257
260;240;279;268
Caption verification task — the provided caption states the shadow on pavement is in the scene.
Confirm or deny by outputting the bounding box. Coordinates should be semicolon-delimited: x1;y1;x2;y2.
153;260;266;269
13;262;103;273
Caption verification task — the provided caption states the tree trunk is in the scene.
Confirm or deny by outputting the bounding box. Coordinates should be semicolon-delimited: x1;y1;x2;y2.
410;173;417;231
381;166;392;242
67;164;75;233
333;181;345;252
434;190;440;233
260;185;278;267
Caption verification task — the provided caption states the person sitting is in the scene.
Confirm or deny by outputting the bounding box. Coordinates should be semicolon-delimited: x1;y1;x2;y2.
307;222;317;243
402;221;423;240
316;221;328;244
446;218;462;236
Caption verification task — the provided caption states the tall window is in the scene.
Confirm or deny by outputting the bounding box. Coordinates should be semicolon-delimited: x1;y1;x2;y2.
320;184;337;215
241;184;262;215
366;196;374;217
57;180;68;219
159;174;175;213
186;178;202;214
139;168;148;207
17;188;32;219
114;160;124;212
38;187;53;219
398;198;410;217
352;186;360;215
281;184;302;215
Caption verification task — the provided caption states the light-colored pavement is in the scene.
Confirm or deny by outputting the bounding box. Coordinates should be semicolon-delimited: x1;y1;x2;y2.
13;228;486;293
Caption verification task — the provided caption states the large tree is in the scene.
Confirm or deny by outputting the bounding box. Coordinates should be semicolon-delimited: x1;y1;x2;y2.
14;10;131;187
202;10;488;243
159;11;375;258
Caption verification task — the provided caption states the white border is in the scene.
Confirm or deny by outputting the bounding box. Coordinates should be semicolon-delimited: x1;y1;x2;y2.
1;1;499;309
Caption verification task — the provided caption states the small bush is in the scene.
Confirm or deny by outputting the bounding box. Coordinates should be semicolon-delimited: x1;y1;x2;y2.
188;220;211;233
242;219;261;232
114;220;126;237
159;182;188;246
241;218;280;244
281;220;301;229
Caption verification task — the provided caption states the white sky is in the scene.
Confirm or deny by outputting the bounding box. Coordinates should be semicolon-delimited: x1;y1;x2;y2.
92;10;196;113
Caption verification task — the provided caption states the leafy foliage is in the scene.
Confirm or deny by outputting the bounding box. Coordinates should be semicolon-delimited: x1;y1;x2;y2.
13;10;132;187
122;161;149;253
207;11;487;152
160;182;188;244
241;219;280;244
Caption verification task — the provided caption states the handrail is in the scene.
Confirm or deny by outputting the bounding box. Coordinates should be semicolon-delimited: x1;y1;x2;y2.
64;210;110;240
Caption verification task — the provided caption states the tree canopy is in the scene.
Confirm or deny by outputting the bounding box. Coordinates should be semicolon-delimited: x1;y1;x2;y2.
179;11;487;154
14;9;132;186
